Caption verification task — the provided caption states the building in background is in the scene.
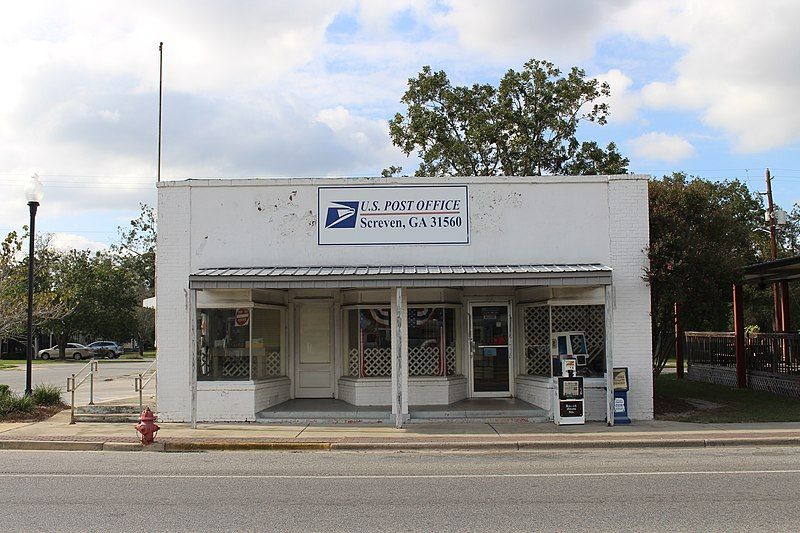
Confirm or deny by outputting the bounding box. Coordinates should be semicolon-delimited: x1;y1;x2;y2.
156;175;652;423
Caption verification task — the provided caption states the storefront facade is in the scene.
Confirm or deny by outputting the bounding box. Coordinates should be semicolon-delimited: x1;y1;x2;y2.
156;175;652;424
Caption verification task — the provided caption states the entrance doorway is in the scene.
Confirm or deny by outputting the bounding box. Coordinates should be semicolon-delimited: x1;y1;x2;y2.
470;303;511;397
294;302;334;398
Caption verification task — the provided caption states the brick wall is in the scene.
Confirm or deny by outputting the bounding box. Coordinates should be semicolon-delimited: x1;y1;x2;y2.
608;177;653;419
156;186;192;421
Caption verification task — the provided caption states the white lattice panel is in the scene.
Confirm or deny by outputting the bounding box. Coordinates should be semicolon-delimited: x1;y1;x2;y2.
409;346;440;376
551;305;605;368
223;356;249;378
254;351;281;377
523;305;606;375
445;346;456;375
363;347;391;377
523;306;550;376
348;346;457;377
348;348;359;377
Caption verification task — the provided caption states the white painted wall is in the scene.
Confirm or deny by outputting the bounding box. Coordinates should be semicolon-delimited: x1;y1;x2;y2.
157;175;651;421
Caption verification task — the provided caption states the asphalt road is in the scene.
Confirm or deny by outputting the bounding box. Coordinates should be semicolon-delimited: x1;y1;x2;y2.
1;446;799;531
0;361;151;404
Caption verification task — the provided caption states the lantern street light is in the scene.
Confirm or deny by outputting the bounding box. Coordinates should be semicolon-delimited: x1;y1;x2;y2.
24;174;43;396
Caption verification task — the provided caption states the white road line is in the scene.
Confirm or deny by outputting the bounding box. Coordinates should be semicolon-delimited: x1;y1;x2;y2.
0;469;799;480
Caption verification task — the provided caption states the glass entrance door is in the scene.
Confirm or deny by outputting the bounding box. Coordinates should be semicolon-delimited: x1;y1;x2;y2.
470;304;511;396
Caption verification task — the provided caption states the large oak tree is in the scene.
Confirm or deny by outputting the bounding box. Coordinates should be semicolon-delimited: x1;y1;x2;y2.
388;59;628;176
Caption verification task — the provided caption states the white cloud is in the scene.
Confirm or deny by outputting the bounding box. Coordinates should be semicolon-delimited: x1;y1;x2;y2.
629;1;800;152
596;69;639;123
0;1;413;236
439;0;636;64
50;232;109;254
437;0;800;152
629;132;695;162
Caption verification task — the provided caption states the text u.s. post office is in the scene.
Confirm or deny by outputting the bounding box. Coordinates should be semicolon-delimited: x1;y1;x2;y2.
155;175;652;425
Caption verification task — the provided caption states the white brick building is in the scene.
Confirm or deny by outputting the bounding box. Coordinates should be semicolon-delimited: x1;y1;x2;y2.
156;175;652;424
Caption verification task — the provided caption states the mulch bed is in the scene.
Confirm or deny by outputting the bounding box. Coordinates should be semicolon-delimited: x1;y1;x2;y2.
653;394;695;417
1;404;68;423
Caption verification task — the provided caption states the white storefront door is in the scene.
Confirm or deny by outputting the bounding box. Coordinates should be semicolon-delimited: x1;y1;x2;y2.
295;302;335;398
469;302;512;397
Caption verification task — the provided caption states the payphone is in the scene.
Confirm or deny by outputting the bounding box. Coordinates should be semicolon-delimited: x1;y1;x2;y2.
552;334;585;425
551;331;589;376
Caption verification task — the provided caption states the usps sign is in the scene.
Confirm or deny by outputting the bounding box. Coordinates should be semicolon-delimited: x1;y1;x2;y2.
318;185;469;245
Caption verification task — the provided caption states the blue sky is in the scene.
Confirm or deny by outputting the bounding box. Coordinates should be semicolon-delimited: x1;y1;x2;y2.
1;1;799;251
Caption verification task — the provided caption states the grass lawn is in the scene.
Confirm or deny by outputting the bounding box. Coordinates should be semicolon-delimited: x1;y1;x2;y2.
654;373;800;423
0;358;77;365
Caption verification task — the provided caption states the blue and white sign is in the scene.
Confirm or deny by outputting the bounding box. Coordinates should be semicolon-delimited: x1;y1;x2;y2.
318;185;470;245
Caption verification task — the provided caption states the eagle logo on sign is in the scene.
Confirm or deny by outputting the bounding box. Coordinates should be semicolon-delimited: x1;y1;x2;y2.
324;201;359;229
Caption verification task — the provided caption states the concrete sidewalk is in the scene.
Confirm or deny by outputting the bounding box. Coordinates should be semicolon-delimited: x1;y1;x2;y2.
2;410;800;452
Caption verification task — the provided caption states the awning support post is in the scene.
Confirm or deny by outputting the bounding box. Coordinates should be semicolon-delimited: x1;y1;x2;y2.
674;302;684;379
189;288;198;429
733;283;747;389
391;286;409;428
605;285;615;426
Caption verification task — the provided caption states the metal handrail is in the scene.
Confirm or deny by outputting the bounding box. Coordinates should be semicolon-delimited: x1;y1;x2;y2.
134;358;157;413
66;359;99;424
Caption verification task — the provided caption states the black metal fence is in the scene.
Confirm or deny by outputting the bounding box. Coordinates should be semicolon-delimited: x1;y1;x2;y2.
685;331;800;375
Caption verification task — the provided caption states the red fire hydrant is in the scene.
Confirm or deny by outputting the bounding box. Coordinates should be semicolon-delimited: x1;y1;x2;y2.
135;407;160;445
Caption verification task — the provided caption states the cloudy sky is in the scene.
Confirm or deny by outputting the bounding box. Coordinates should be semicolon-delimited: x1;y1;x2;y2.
2;0;800;251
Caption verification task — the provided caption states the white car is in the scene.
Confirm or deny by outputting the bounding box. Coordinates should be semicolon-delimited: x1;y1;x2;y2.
38;343;93;360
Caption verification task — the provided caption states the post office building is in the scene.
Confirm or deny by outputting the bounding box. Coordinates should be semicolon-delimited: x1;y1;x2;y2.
155;175;653;425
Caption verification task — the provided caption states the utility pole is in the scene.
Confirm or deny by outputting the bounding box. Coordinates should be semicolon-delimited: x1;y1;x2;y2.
157;42;163;184
765;168;788;331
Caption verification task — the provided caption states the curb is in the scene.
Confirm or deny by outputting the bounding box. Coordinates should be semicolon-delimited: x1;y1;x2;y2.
0;436;798;452
163;441;332;452
0;440;103;451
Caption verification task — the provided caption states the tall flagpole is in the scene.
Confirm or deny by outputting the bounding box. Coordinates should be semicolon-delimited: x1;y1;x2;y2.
157;42;163;183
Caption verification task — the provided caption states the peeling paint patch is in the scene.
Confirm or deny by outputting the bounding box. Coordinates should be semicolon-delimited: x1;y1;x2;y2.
195;235;209;256
304;210;316;232
473;190;523;233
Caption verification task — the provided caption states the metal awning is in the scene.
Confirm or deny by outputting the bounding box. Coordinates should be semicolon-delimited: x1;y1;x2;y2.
188;264;612;289
743;256;800;284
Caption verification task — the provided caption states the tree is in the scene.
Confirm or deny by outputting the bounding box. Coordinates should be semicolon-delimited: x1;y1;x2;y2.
112;204;156;355
48;250;140;358
562;141;629;176
0;230;70;345
380;165;404;178
112;203;156;290
388;59;627;176
646;173;763;376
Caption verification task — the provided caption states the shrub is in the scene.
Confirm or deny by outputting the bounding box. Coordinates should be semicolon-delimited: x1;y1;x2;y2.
32;384;62;406
0;384;9;399
0;392;35;417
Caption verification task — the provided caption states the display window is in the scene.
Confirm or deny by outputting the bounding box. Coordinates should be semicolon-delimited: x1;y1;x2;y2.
346;307;458;377
197;307;284;381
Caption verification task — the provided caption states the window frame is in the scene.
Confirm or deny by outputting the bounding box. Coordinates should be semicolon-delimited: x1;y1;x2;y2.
196;303;286;382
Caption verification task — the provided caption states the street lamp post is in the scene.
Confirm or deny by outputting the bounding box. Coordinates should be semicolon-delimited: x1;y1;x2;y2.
24;174;44;396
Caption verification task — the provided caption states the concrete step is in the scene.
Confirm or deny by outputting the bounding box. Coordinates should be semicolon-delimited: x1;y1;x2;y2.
405;415;549;424
255;408;391;424
409;407;548;419
72;413;142;423
255;417;391;425
76;404;145;415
